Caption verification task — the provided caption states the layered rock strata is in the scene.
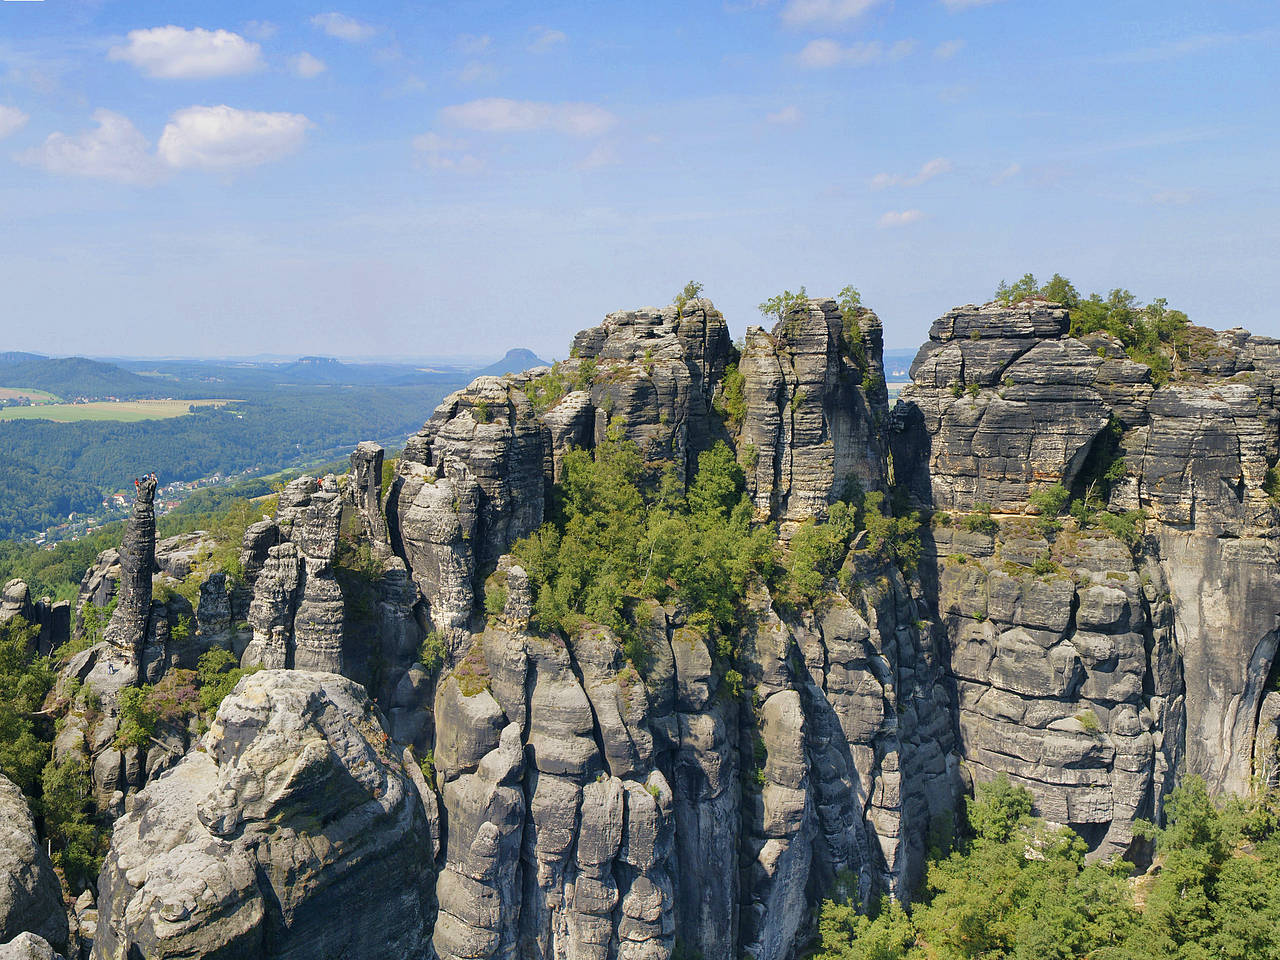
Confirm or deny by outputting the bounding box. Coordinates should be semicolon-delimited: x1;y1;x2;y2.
16;293;1280;960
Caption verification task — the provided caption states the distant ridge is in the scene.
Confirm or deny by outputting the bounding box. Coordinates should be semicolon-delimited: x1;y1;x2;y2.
0;353;169;400
475;348;548;378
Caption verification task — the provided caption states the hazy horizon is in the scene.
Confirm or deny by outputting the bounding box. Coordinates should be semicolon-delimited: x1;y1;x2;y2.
2;1;1277;357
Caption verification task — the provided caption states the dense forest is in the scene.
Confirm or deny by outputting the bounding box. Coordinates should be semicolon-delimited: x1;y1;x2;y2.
814;775;1280;959
0;352;182;400
0;382;462;540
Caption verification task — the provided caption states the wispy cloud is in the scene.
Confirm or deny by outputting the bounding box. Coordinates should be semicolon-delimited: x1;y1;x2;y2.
528;27;567;53
991;161;1021;185
108;26;264;79
454;33;491;55
0;105;28;140
766;105;802;124
243;21;277;40
310;12;377;42
934;38;965;59
412;132;483;172
441;98;616;137
578;141;620;170
1107;31;1271;65
23;105;315;183
798;37;914;68
1152;189;1194;205
782;0;884;26
457;61;500;84
289;52;327;78
878;209;925;227
871;157;952;188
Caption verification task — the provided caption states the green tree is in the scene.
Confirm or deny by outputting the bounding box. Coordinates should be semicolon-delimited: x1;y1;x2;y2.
0;617;55;795
758;287;808;323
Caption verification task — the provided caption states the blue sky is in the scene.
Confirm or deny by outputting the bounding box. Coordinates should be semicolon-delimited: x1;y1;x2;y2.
1;0;1277;360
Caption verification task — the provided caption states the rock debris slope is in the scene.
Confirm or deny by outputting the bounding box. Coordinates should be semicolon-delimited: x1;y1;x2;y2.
15;292;1280;960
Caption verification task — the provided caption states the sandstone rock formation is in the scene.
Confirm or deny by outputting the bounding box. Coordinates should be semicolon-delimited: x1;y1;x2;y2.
0;581;68;656
92;670;434;960
101;477;157;667
737;298;888;525
16;291;1280;960
0;933;66;960
0;775;67;953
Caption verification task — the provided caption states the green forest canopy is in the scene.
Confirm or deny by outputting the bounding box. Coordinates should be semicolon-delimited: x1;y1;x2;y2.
814;774;1280;960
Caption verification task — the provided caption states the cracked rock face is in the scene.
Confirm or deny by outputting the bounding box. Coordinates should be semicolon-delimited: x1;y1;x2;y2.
894;300;1280;840
92;670;434;960
0;775;68;954
571;298;733;484
102;477;157;665
427;555;955;960
738;299;889;525
33;293;1280;960
242;479;346;674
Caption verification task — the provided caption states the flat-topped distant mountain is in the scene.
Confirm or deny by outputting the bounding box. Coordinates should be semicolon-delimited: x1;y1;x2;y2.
474;347;549;377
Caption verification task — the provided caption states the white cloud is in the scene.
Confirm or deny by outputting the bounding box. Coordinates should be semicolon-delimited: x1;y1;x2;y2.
311;12;376;42
766;105;802;124
529;27;567;53
18;109;162;184
289;52;327;78
1152;189;1194;205
878;209;925;227
440;98;616;137
871;156;952;188
454;34;491;54
991;161;1021;184
798;37;914;68
782;0;884;26
0;105;29;140
158;105;312;170
108;26;264;79
935;38;965;59
412;132;483;172
941;0;1005;9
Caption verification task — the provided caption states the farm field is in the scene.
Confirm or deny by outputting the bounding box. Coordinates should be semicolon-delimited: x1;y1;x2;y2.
0;386;62;402
0;398;235;422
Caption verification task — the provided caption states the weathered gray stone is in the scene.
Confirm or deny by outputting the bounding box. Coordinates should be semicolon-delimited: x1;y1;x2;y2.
0;776;67;953
93;671;433;960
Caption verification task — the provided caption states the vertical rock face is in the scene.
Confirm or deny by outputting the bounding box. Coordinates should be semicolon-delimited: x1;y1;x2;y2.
102;477;157;665
894;301;1280;850
242;478;346;673
569;298;733;482
0;775;68;953
893;301;1122;513
0;582;68;656
348;441;391;549
392;379;544;646
92;671;435;960
738;299;888;525
44;293;1280;960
